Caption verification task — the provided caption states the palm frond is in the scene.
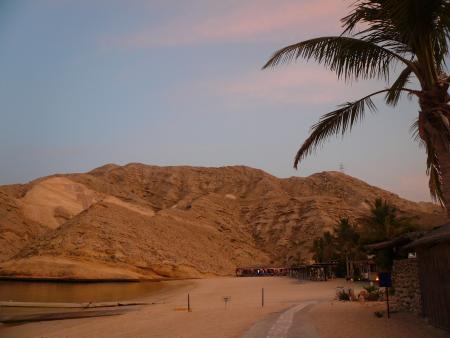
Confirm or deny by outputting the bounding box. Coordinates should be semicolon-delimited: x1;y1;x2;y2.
341;0;450;81
410;118;422;144
385;66;413;106
411;117;445;205
262;36;408;81
433;1;450;71
293;90;388;169
341;2;411;54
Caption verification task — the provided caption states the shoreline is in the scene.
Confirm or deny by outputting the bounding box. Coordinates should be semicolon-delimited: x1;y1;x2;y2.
0;276;141;283
0;277;341;337
0;275;206;283
1;277;446;338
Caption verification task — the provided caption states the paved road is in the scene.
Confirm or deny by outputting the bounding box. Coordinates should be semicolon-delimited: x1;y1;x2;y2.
243;301;319;338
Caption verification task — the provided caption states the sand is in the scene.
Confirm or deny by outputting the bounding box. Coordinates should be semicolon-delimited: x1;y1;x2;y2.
1;277;446;338
309;301;449;338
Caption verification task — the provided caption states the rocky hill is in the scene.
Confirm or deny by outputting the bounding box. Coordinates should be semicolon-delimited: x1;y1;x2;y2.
0;163;445;280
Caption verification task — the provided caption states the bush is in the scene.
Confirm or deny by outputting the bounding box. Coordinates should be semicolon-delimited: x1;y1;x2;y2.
337;289;351;301
363;285;378;293
363;285;382;301
367;291;381;301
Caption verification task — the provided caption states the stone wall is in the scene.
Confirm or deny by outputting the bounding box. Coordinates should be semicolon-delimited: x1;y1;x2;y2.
392;258;422;314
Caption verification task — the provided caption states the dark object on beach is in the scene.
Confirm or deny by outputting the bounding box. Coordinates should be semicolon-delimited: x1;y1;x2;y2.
223;296;231;309
261;288;264;307
374;311;385;318
0;301;149;308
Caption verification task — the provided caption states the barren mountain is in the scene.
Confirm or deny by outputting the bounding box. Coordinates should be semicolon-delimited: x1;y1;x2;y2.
0;163;445;280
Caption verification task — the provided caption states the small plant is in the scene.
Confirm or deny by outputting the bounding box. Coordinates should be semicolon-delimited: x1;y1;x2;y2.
367;291;381;301
338;289;351;301
363;285;379;293
363;285;382;301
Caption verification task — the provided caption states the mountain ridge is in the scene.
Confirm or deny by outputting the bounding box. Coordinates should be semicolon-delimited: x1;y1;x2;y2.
0;163;445;280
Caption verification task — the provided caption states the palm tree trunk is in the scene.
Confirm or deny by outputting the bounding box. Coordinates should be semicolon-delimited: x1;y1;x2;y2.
419;79;450;218
345;254;349;279
435;142;450;218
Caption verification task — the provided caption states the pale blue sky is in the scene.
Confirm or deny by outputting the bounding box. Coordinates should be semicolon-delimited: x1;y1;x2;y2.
0;0;439;202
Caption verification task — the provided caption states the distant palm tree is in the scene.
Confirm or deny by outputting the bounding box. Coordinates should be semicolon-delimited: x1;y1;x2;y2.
362;198;415;243
311;231;335;263
361;198;415;270
263;0;450;215
333;218;360;277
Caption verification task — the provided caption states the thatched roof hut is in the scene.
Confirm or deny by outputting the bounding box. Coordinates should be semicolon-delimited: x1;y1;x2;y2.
403;223;450;250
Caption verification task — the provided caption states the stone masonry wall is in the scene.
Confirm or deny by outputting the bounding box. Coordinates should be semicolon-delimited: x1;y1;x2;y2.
392;258;422;314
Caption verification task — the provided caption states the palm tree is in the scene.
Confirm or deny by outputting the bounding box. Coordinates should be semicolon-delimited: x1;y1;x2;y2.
333;218;360;277
263;0;450;216
311;230;335;263
362;198;415;242
361;198;415;270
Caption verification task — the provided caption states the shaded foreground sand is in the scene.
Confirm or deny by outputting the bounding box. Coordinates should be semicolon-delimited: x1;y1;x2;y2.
309;301;449;338
1;277;447;338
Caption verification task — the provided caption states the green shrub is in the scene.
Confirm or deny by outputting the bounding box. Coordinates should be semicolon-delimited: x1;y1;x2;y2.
367;291;381;301
338;289;351;301
363;285;379;293
364;284;382;301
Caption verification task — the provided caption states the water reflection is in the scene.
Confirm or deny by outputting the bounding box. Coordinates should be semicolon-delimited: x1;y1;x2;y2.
0;281;164;303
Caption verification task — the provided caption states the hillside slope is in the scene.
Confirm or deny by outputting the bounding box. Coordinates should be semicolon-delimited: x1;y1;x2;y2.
0;163;445;280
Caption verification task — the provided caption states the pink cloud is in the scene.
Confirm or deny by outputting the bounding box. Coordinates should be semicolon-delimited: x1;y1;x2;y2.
174;65;373;107
220;67;343;104
109;0;348;48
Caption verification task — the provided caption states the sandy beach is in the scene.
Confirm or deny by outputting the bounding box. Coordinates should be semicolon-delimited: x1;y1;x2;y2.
1;277;447;338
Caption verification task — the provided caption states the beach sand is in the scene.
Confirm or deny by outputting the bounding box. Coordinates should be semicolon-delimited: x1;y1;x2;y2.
1;277;447;338
309;301;449;338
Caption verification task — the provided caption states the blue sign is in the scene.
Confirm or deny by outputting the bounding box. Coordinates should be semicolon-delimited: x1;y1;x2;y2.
378;272;392;287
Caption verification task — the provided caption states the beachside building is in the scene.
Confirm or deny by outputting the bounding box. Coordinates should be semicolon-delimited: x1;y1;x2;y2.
403;224;450;331
289;262;339;281
367;224;450;332
235;267;288;277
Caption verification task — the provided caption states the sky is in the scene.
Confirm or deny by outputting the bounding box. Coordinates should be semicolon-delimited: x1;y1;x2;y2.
0;0;437;202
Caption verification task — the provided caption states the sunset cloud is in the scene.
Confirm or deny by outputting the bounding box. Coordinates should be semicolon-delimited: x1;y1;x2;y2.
109;0;348;48
218;67;343;104
173;65;371;108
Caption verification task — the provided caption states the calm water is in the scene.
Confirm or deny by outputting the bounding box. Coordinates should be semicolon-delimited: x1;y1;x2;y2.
0;281;166;303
